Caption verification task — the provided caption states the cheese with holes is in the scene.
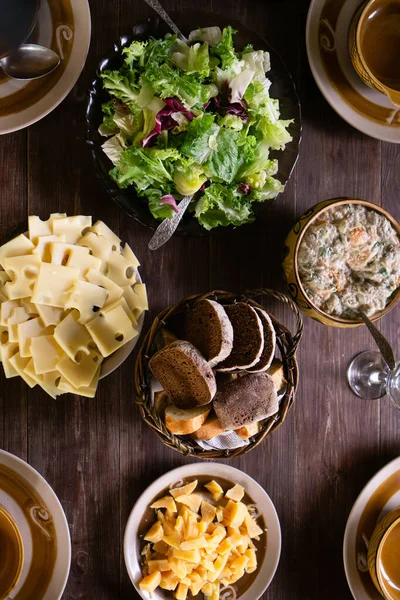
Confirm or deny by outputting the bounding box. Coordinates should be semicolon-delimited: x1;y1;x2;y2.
31;263;80;308
57;366;100;398
50;242;90;266
18;317;50;357
65;251;102;278
36;304;63;327
0;235;34;269
33;234;66;262
85;269;123;306
31;335;63;374
28;214;66;239
20;299;39;316
86;304;138;357
8;307;32;342
52;215;92;244
57;349;103;388
1;300;20;325
54;312;93;361
78;232;116;263
3;254;41;299
100;297;137;326
90;221;121;248
24;361;61;399
1;342;19;377
124;283;148;312
106;245;139;286
64;280;108;324
0;272;10;286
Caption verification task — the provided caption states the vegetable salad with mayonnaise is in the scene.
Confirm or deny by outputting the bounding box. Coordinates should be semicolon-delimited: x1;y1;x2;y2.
298;204;400;319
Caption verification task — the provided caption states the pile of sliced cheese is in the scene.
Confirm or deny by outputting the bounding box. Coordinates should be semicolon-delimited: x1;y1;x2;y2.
139;479;263;600
0;214;147;398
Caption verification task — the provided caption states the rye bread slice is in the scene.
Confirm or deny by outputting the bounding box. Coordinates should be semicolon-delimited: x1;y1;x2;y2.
216;303;264;372
149;340;216;409
213;372;278;430
184;299;234;368
246;308;276;372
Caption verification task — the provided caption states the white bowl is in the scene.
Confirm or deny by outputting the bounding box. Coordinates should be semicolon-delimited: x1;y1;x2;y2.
124;462;281;600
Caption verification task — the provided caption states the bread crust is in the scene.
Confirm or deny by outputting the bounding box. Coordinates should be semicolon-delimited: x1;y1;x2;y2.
165;405;211;435
246;307;276;373
217;303;264;372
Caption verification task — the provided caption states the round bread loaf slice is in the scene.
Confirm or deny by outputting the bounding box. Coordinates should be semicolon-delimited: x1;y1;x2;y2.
184;299;234;368
213;372;278;430
246;307;276;372
216;303;264;372
165;405;211;435
149;340;216;409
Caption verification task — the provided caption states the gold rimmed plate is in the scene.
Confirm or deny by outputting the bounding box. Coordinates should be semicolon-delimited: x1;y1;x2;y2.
0;0;91;134
306;0;400;143
0;449;71;599
343;456;400;599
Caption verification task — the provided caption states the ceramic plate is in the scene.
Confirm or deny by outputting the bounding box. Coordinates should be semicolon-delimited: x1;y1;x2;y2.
86;11;301;234
0;0;91;135
343;456;400;600
0;449;71;599
124;462;281;600
306;0;400;143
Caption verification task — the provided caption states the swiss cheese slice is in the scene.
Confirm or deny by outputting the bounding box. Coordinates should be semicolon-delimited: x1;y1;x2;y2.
8;307;32;342
57;349;103;388
85;269;123;306
1;300;20;325
90;221;121;248
36;304;64;327
100;297;137;326
78;232;116;263
20;299;39;316
24;361;61;399
17;317;50;357
0;234;34;269
0;272;10;286
50;242;90;265
31;335;63;374
54;311;93;361
64;280;108;323
123;283;148;312
31;263;80;308
86;304;138;357
3;254;41;299
28;213;66;239
53;215;92;244
106;245;139;287
9;352;36;387
57;367;100;398
0;342;19;378
33;234;66;262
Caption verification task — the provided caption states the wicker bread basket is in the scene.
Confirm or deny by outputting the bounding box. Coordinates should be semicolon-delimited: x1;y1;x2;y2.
134;289;303;459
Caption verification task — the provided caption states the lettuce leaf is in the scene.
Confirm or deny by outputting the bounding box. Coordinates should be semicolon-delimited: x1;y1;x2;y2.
194;183;254;230
172;40;210;77
110;146;174;190
143;188;176;219
180;114;220;163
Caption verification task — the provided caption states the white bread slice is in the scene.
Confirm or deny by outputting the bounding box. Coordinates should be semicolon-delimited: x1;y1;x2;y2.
149;340;216;409
246;308;276;372
153;390;172;417
191;414;226;441
216;303;264;372
165;405;211;435
235;421;261;440
184;299;234;368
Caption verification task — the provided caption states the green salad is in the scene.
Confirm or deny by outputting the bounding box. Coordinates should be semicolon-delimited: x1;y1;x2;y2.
98;26;293;230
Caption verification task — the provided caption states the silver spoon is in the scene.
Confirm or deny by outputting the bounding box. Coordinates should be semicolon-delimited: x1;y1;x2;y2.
148;195;193;250
359;309;396;370
0;44;60;80
142;0;189;43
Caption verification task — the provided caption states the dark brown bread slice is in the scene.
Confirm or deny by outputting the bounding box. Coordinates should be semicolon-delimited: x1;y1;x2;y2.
184;299;234;367
213;372;278;429
149;340;216;409
216;303;264;372
246;307;276;372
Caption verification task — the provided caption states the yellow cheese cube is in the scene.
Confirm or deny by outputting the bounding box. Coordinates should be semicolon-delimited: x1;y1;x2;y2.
144;520;163;543
244;512;264;538
138;571;161;594
175;583;189;600
150;496;177;513
170;480;198;498
159;572;179;590
147;559;170;573
153;540;169;555
245;547;257;573
201;501;217;524
224;501;247;528
204;480;223;497
174;494;202;513
172;548;201;563
180;536;208;550
230;554;249;572
174;515;184;533
163;533;182;549
190;577;204;596
216;538;232;555
168;557;188;579
207;554;229;582
201;582;213;596
225;483;245;502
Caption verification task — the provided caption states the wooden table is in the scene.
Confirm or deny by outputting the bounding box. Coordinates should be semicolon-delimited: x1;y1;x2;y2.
0;0;399;598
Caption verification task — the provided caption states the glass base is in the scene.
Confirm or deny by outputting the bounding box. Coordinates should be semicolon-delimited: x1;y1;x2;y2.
347;351;389;400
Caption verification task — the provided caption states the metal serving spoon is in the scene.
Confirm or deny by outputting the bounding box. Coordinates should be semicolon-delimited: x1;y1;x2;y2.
359;309;396;370
142;0;189;42
148;195;193;250
0;44;60;80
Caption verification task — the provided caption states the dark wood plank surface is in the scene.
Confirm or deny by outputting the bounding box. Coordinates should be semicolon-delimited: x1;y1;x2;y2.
0;0;399;599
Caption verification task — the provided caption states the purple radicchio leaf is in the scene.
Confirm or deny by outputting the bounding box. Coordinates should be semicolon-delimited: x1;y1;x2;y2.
141;97;195;147
238;183;250;194
160;194;179;214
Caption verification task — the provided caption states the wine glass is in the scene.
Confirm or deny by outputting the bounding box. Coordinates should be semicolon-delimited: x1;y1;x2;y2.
347;350;400;406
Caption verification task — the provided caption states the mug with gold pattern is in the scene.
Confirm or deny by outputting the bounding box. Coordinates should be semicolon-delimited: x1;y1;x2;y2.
348;0;400;107
0;505;24;599
368;508;400;600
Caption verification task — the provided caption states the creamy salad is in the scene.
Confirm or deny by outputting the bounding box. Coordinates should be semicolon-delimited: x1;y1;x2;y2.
298;204;400;319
